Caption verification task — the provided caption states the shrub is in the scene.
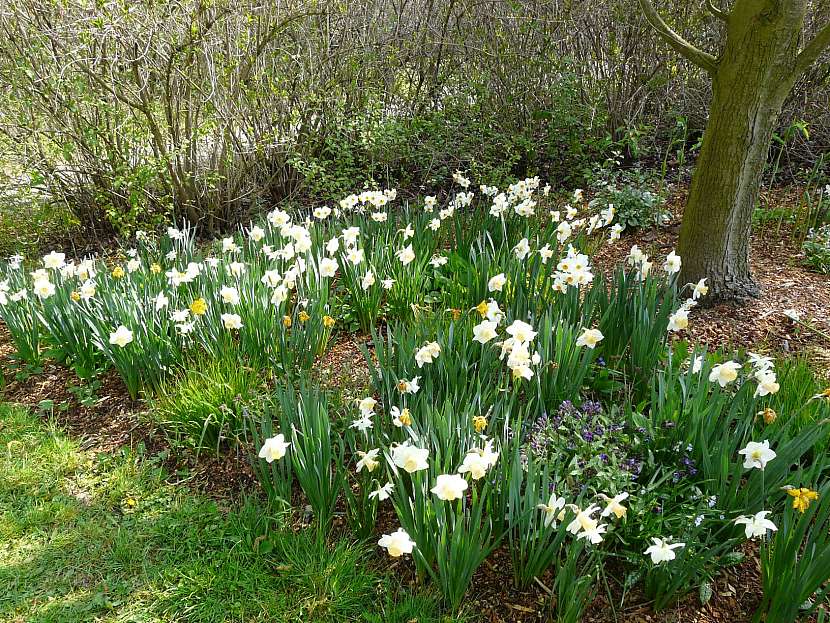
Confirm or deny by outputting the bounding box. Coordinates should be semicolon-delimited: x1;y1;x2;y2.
802;223;830;274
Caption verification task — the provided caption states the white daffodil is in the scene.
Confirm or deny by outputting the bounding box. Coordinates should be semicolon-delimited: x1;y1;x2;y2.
709;361;741;387
472;320;499;344
396;245;415;265
221;313;243;330
414;342;441;367
536;491;566;527
754;370;780;397
378;528;415;557
644;538;685;565
663;251;682;274
599;492;629;519
576;328;604;349
391;441;429;473
355;449;380;473
488;273;507;292
738;440;776;470
431;474;468;501
109;325;133;347
258;434;290;462
505;319;537;344
734;511;777;539
357;396;377;417
319;257;338;278
369;482;394;501
220;286;240;305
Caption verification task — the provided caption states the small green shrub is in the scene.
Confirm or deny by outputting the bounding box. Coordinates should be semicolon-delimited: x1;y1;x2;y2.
802;224;830;274
153;358;265;451
588;165;669;230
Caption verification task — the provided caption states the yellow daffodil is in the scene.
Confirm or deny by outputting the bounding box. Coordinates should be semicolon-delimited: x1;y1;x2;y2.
786;487;819;513
111;266;125;279
70;291;81;302
474;300;488;318
298;310;310;323
473;415;487;433
150;263;162;274
282;315;292;328
190;298;207;316
323;315;335;328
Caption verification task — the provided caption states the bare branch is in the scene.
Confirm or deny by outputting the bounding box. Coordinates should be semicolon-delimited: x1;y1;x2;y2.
705;0;729;22
638;0;719;74
794;21;830;77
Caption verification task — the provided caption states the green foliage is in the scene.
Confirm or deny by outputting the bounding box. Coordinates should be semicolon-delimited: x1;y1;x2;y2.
153;357;265;451
802;223;830;274
587;165;670;230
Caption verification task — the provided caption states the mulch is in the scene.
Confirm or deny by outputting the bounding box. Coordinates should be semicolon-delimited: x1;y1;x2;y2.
592;186;830;376
1;188;828;621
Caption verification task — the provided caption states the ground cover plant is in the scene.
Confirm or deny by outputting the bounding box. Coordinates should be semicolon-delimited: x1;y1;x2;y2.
1;176;829;621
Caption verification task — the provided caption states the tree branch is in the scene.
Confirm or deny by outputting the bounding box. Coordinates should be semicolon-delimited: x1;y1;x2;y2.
794;21;830;77
705;0;729;22
638;0;719;74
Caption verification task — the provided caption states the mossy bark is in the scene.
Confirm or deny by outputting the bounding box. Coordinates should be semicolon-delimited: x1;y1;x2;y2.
677;0;809;304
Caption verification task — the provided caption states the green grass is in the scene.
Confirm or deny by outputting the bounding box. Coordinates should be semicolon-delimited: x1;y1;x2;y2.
0;404;445;623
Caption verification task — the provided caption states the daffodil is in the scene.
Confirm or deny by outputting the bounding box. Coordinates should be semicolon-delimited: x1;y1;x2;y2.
431;474;468;501
190;298;207;315
785;487;819;513
576;328;604;349
536;491;566;527
221;313;243;330
599;492;629;519
391;441;429;473
472;320;498;344
109;325;133;347
472;415;487;433
258;434;290;462
369;482;394;501
734;511;777;539
355;449;380;473
488;273;506;292
708;361;741;387
378;528;415;557
738;440;776;470
644;538;684;564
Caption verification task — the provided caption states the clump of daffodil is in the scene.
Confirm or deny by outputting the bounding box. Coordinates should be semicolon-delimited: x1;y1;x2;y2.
323;315;335;328
282;315;292;328
473;415;487;433
190;298;207;316
111;266;125;279
784;486;819;513
298;310;310;323
757;407;777;425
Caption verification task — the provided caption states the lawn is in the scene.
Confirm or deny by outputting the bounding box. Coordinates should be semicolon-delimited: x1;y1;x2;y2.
0;404;441;623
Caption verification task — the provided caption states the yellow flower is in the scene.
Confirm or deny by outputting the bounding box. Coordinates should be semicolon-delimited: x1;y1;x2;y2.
150;263;162;274
112;266;125;279
472;415;487;433
786;487;819;513
323;315;335;328
70;291;81;302
398;408;412;426
190;298;207;316
298;311;310;323
757;407;777;425
474;300;488;318
450;308;461;320
282;315;292;328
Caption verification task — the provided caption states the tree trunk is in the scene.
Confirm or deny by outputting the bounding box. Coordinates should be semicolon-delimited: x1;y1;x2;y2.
677;0;807;304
